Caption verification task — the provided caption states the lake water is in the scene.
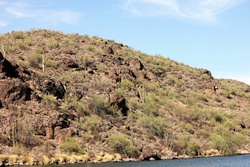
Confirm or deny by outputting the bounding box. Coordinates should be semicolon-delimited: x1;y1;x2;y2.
50;154;250;167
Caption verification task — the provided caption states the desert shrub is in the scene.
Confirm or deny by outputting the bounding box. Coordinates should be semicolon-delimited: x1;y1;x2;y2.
128;97;141;110
120;79;135;90
85;115;102;134
167;91;180;99
45;59;59;68
172;134;201;156
12;31;26;39
42;94;58;109
108;134;138;157
184;123;195;134
77;54;93;66
227;100;237;109
61;96;90;116
142;94;161;116
219;89;231;99
61;39;79;49
60;136;83;154
224;120;241;132
138;115;167;138
96;63;107;72
0;134;12;146
11;120;40;148
34;47;44;54
47;39;59;49
210;128;248;155
16;40;26;50
84;45;96;52
167;76;178;86
204;109;226;123
201;74;211;80
24;38;33;46
28;53;42;66
88;95;113;116
186;141;201;156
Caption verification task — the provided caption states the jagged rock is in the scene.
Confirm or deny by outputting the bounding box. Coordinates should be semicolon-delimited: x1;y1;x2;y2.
144;71;157;81
109;93;129;116
0;52;19;78
200;68;213;79
63;58;79;68
106;47;114;54
0;79;31;108
63;49;76;55
32;110;71;140
41;79;66;99
139;146;161;161
130;60;144;70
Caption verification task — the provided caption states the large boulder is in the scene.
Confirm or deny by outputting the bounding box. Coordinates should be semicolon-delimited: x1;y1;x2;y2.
139;146;161;161
109;93;129;116
0;52;19;78
0;79;31;108
130;60;144;71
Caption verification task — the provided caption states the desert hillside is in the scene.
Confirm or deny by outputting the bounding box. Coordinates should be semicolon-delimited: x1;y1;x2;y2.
0;29;249;165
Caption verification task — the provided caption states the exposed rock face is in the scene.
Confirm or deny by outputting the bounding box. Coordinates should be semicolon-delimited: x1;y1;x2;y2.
63;58;79;68
40;79;66;99
144;71;157;81
200;68;213;79
33;110;72;140
109;93;129;116
0;54;32;108
139;146;161;161
106;47;114;55
0;52;19;78
130;60;144;71
0;79;31;108
0;108;73;147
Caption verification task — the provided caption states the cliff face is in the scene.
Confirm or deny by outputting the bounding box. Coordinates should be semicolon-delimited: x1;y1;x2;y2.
0;30;249;164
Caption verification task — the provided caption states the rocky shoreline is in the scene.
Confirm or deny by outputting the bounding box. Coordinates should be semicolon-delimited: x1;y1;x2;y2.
1;152;249;166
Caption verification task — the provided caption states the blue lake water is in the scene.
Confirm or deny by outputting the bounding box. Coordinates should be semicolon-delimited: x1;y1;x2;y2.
50;154;250;167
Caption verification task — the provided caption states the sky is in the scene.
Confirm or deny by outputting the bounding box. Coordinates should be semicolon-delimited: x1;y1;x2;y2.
0;0;250;85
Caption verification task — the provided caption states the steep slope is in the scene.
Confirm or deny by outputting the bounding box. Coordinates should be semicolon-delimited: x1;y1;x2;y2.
0;29;249;165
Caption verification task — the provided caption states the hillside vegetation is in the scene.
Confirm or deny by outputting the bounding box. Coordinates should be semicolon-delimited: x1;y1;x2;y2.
0;29;249;165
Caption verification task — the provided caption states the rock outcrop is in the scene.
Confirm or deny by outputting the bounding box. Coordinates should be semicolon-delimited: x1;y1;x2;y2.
0;52;19;78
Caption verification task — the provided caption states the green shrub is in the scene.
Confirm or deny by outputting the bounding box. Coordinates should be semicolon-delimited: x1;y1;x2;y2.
172;134;201;156
42;94;58;109
77;54;93;66
84;45;96;52
60;137;83;154
28;53;42;66
12;31;26;39
227;101;237;109
47;39;59;49
61;96;90;116
16;40;26;50
11;120;40;148
108;134;138;157
120;79;135;90
45;59;59;68
96;63;107;72
85;115;102;134
210;129;248;155
88;96;113;116
138;115;167;138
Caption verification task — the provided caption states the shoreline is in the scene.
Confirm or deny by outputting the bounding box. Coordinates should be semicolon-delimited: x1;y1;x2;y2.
0;152;249;166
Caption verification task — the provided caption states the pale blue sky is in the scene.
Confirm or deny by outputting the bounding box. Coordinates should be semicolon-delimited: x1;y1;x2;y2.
0;0;249;85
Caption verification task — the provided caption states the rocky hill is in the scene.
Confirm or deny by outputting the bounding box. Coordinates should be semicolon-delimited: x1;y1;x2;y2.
0;29;249;165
